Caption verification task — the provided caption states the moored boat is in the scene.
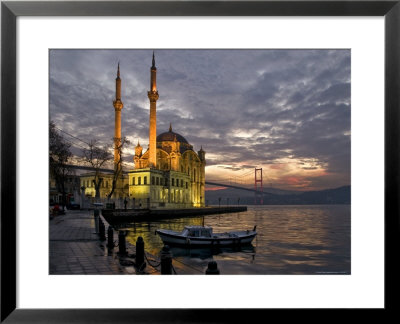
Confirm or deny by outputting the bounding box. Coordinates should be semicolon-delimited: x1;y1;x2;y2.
156;225;257;247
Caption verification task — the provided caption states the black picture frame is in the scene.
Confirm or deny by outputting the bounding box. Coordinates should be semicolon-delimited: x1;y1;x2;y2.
1;1;398;322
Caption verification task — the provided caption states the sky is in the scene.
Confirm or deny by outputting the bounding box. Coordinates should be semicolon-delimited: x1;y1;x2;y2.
49;49;350;191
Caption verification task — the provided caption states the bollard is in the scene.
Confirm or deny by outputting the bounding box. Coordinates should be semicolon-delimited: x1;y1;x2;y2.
205;261;220;275
160;245;173;275
93;210;99;233
118;230;127;255
99;220;106;241
136;236;145;268
107;226;114;249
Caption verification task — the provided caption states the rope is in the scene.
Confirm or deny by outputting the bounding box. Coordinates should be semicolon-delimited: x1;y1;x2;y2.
119;259;135;267
144;252;161;268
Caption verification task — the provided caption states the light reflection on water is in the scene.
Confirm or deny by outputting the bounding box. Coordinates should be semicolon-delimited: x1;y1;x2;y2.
118;205;350;275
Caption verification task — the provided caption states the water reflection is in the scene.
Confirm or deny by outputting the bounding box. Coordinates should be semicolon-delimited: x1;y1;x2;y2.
169;245;256;259
112;205;350;274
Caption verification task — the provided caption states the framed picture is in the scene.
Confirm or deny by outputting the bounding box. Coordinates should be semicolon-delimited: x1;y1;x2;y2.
1;0;398;322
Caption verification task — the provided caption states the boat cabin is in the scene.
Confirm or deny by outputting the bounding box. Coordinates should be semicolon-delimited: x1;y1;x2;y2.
182;226;213;238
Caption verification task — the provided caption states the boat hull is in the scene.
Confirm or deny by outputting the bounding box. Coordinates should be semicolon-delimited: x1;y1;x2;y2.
156;230;256;247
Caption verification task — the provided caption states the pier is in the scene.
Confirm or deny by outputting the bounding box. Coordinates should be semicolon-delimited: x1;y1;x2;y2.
101;206;247;223
49;209;208;275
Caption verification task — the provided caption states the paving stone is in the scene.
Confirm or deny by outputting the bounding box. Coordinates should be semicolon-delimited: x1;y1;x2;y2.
49;210;132;275
49;209;166;275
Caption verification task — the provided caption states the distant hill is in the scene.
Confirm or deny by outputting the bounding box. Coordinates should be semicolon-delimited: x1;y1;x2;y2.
205;185;351;205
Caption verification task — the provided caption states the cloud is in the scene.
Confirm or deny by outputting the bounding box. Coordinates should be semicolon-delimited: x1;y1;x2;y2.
50;49;350;190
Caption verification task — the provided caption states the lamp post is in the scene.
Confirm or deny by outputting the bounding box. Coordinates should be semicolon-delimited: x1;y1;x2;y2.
80;186;86;209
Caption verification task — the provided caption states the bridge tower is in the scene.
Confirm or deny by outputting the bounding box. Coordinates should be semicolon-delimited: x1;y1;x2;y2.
254;168;263;205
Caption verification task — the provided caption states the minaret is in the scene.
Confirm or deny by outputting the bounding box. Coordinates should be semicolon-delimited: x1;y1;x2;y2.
147;51;159;168
113;62;123;170
198;146;206;162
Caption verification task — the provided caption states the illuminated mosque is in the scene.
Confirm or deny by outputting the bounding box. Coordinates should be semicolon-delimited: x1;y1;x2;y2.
114;53;206;208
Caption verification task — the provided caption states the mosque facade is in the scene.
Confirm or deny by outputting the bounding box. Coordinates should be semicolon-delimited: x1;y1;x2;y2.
128;54;206;208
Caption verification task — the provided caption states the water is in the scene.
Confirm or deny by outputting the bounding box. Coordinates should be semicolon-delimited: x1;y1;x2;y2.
118;205;350;275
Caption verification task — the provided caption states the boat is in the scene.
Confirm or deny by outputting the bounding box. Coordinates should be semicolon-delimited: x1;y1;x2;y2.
156;225;257;247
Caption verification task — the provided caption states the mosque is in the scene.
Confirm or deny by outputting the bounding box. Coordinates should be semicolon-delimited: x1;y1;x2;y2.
109;53;206;208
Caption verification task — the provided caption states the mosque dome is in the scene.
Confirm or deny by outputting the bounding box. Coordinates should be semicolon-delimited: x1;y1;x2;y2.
156;124;193;154
156;124;189;144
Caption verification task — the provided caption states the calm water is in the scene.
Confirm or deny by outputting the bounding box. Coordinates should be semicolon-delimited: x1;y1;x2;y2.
119;205;350;275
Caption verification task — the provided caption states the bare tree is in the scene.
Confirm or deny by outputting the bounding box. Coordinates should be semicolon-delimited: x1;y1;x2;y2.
82;140;112;199
107;137;130;199
49;121;72;210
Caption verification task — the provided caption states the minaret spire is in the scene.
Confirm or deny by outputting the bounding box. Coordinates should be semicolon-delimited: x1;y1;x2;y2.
148;51;159;168
115;62;121;100
150;51;157;92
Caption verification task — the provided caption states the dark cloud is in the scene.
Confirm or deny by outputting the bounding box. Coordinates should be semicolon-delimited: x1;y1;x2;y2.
50;49;350;190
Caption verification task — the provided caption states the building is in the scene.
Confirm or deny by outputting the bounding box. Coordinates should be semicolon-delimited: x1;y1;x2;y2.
50;173;81;205
80;172;128;199
80;53;206;208
128;53;206;208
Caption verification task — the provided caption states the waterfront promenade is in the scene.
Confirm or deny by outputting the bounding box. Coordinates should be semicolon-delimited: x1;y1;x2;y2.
49;209;202;275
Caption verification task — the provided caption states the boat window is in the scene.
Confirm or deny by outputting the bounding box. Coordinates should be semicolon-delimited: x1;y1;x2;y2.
201;229;211;237
189;230;199;237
